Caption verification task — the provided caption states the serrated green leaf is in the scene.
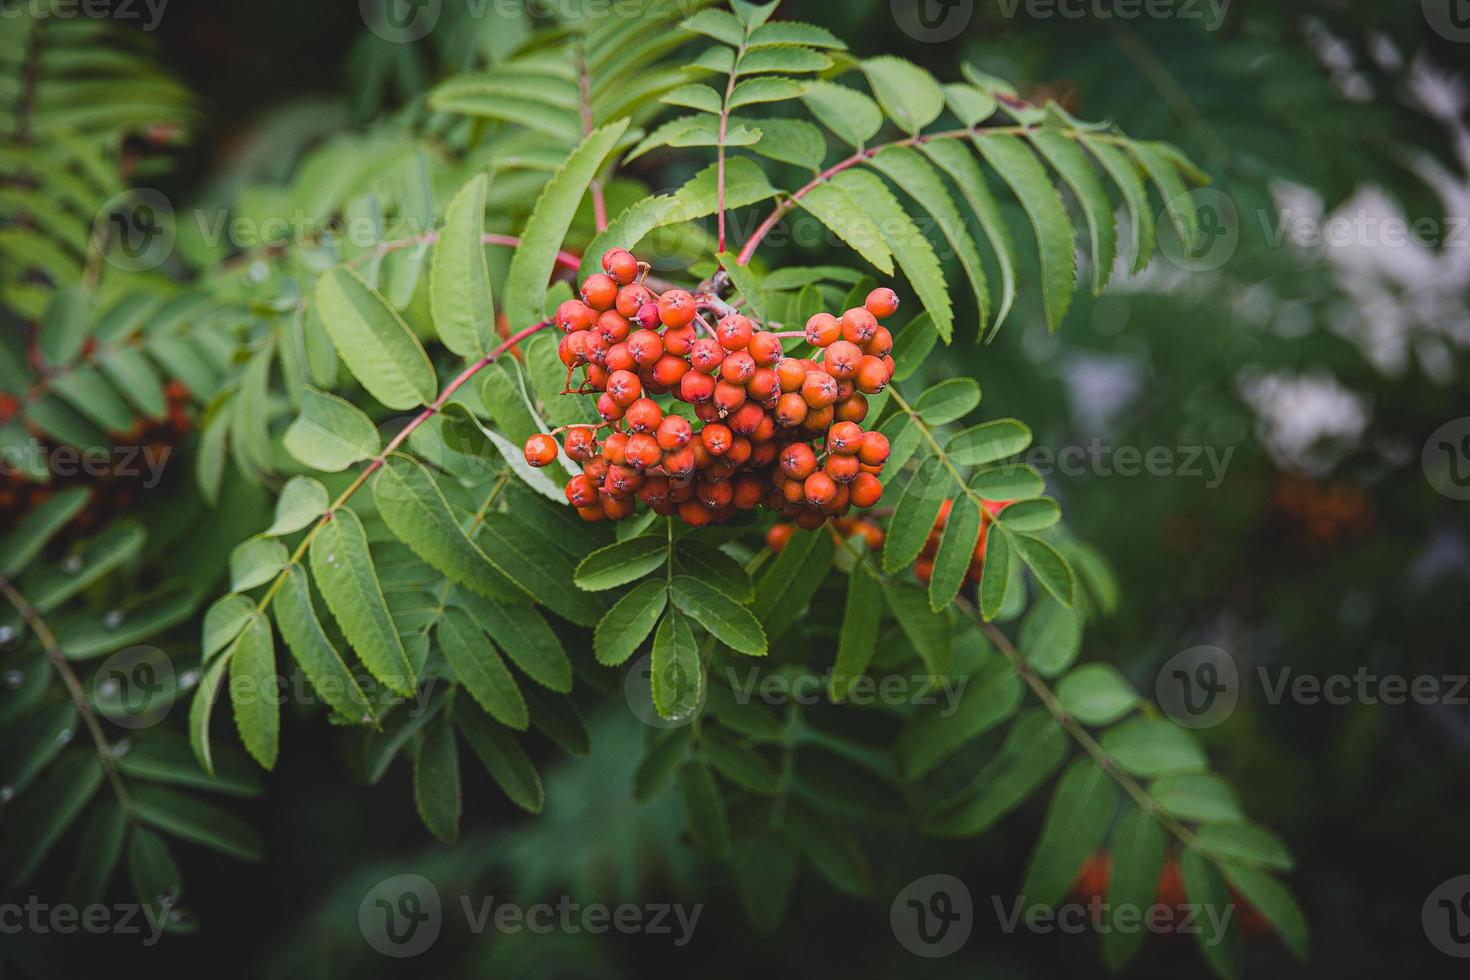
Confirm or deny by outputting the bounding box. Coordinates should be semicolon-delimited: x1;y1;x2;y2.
438;606;526;729
1011;531;1075;607
971;463;1045;500
651;608;703;721
926;709;1066;837
97;346;166;418
454;701;543;813
801;80;882;148
227;612;278;769
1;751;102;887
430;172;495;358
0;486;88;577
702;726;778;793
1057;662;1138;725
796;182;893;275
594;579;667;666
189;649;231;775
1132;140;1200;253
831;557;882;700
884;455;949;573
738;47;830;75
752;525;833;639
574;534;668;591
661;82;723;114
127;827;181;922
1102;804;1166;971
1195;824;1294;872
861;56;944;132
729;76;806;109
978;523;1012;620
748;20;843;48
930;495;982;611
414;714;462;843
1019;758;1113;908
923;139;1018;338
283;386;381;472
457;592;572;693
1084;135;1156;274
670;575;765;655
995;497;1060;532
129;784;264;861
634;728;691;801
682;7;744;45
274;564;377;725
66;798;127;904
947;419;1031;465
1018;594;1081;676
477;513;603;626
1031;129;1117;293
315;268;436;410
265;476;329;537
674;539;753;603
678;759;730;855
24;522;144;613
881;578;952;674
898;658;1022;779
50;363;135;433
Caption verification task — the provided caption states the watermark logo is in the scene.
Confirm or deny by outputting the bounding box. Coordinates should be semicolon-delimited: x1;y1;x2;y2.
95;188;174;273
891;874;973;957
93;646;174;729
1423;418;1470;501
1156;645;1238;729
1159;187;1239;272
0;0;169;31
359;874;442;958
1423;0;1470;42
891;0;974;42
624;652;705;729
361;0;442;42
1424;875;1470;957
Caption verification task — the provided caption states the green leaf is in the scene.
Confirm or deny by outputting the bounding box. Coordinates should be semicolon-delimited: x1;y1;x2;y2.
971;463;1045;500
97;346;166;418
114;733;263;798
674;539;753;602
663;157;778;225
732;831;798;935
678;760;730;856
702;726;778;793
1180;848;1242;979
973;134;1076;332
314;267;437;410
796;182;893;275
978;525;1012;620
1100;718;1206;777
930;495;982;611
1132;141;1200;253
25;522;144;613
437;607;527;729
994;497;1059;532
1;752;102;887
1195;824;1294;872
1057;662;1138;725
785;802;872;895
830;558;882;700
454;702;544;813
880;579;951;674
1218;865;1309;961
738;117;828;171
0;702;76;797
593;579;667;666
274;564;377;725
1084;135;1156;274
477;513;603;626
651;609;703;721
430;172;495;359
1101;804;1166;972
634;728;691;801
915;378;980;424
801;81;882;148
1152;772;1245;824
926;709;1066;837
1019;758;1113;908
752;526;834;639
924;139;1018;337
129;784;264;861
947;419;1031;465
38;285;92;366
944;82;997;127
229;535;288;592
227;612;278;769
670;575;766;655
869;146;991;332
1031;129;1117;293
309;506;416;697
748;20;843;47
738;47;831;75
717;251;770;324
372;456;524;603
662;82;723;114
1011;531;1076;607
505;120;631;329
189;649;231;775
681;7;744;45
50;364;135;433
457;593;572;694
127;827;181;922
414;714;462;843
897;659;1022;779
283;386;381;472
0;486;88;576
729;76;806;109
57;585;195;660
66;799;127;904
1018;595;1081;676
883;455;949;573
574;534;668;591
265;476;329;537
861;56;944;132
834;170;953;342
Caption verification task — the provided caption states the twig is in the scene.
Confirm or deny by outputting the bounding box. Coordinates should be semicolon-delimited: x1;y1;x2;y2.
575;42;607;233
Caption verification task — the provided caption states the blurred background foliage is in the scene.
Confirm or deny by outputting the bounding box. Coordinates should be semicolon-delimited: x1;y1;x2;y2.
6;1;1467;977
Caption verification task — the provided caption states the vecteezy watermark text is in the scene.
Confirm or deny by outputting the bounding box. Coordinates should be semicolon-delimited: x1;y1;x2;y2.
724;667;969;716
992;895;1235;944
0;0;168;31
0;439;171;488
1026;442;1234;487
0;897;172;945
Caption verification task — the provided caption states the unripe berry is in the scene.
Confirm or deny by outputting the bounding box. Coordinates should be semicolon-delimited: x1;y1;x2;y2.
557;299;596;333
855;355;889;394
858;431;891;466
720;350;756;385
627;329;663;367
566;474;597;507
679;371;715;403
801;370;838;408
748;331;783;366
775;392;808;427
607;369;642;407
805;312;840;347
625;433;662;470
656;414;692;450
804;471;837;507
658;289;696;328
582;273;618;311
598;310;631;344
615;283;652;317
663;324;696;356
602;248;639;285
624;397;663;433
864;287;900;319
780;442;817;480
563;426;596;462
634;303;661;331
653;353;689;387
716;314;754;351
523;433;557;467
701;423;733;456
840;307;878;344
828;421;864;455
822;340;862;380
689;337;725;374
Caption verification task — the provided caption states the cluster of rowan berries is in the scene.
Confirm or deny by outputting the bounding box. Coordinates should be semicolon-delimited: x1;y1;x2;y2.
766;515;884;553
913;498;1013;587
522;249;899;527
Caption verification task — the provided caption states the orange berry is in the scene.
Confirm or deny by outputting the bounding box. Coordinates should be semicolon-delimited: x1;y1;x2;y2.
523;433;557;467
658;289;697;328
805;312;840;347
840;307;878;344
602;248;639;285
864;287;900;319
582;273;618;310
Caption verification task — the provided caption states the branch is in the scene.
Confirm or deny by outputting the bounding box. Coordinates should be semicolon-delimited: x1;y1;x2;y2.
575;42;607;233
254;318;555;613
0;576;130;809
715;40;745;254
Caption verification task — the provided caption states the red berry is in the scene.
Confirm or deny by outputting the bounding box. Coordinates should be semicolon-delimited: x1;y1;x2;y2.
865;326;893;358
690;337;725;374
625;434;662;470
716;314;753;351
656;415;692;450
713;380;747;415
804;471;837;507
652;354;689;388
858;431;890;466
582;274;618;310
624;397;663;433
598;310;631;344
855;355;889;394
748;331;784;366
563;426;596;462
627;329;663;367
780;442;817;479
822;340;862;380
565;474;597;507
720;350;756;385
679;371;715;404
774;392;809;427
840;307;878;344
828;421;864;455
658;290;696;328
776;359;807;392
701;423;733;456
602;248;639;285
607;369;642;407
801;370;838;408
805;312;840;347
824;453;860;484
864;288;900;319
557;299;596;333
524;433;558;467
